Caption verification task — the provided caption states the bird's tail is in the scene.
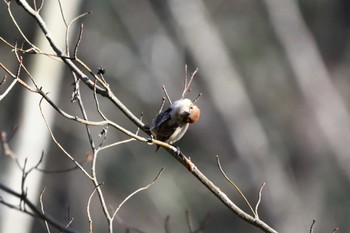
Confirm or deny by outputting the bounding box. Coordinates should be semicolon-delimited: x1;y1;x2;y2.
155;145;160;153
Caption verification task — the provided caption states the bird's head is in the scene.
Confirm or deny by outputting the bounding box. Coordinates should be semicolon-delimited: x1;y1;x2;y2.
172;98;200;124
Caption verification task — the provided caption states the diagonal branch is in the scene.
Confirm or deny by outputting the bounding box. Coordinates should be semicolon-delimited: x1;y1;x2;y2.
0;183;79;233
216;155;255;216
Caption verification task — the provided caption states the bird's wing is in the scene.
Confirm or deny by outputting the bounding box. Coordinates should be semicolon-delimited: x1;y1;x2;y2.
151;107;179;142
151;107;172;129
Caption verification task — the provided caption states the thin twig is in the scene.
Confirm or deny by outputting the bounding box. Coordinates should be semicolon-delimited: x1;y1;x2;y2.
93;79;110;148
216;155;255;216
65;218;75;229
66;10;90;56
93;80;108;121
6;1;40;52
111;168;164;220
164;215;171;233
37;86;148;142
0;75;7;85
0;50;22;101
39;187;51;233
0;78;17;101
72;71;96;150
73;23;84;58
70;11;91;27
193;92;202;103
100;138;136;151
1;131;23;171
0;63;34;92
87;186;98;233
181;66;199;99
57;0;68;27
39;98;93;179
66;10;91;58
162;85;172;104
185;209;194;233
255;182;266;220
37;0;45;13
100;112;143;150
0;196;33;218
309;219;316;233
158;97;166;114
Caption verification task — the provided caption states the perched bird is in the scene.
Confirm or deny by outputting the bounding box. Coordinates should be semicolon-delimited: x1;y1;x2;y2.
150;98;200;149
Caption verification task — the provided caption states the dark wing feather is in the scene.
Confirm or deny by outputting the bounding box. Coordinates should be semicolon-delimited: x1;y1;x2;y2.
152;108;171;129
151;107;179;142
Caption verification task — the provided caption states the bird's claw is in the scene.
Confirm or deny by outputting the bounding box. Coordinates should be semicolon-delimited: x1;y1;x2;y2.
174;146;181;156
147;135;154;144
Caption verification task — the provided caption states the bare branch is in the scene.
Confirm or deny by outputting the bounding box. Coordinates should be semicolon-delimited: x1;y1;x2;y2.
100;138;136;151
87;186;98;233
0;50;23;101
39;98;93;180
216;155;255;216
0;75;17;102
181;65;199;99
93;80;108;121
0;75;7;85
164;215;171;233
111;168;164;220
100;113;144;151
57;0;68;28
1;131;23;170
310;219;316;233
37;87;148;143
193;92;202;103
39;188;51;233
185;209;194;233
5;1;40;52
73;23;84;58
0;63;33;92
157;97;166;114
65;217;74;229
34;0;44;12
162;85;172;104
0;184;79;233
72;71;96;150
255;182;266;220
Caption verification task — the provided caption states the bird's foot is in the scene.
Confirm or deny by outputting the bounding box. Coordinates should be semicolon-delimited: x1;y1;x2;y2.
169;143;181;155
174;145;181;156
147;135;154;144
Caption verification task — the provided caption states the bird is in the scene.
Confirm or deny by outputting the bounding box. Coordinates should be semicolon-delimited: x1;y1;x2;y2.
150;98;200;151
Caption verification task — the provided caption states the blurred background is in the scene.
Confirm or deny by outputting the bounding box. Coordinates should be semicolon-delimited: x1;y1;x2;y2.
1;0;350;232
